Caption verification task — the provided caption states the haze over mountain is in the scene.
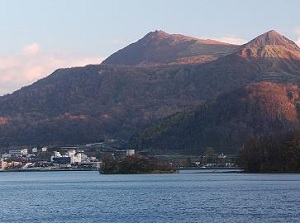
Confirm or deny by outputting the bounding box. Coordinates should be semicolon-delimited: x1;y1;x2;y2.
0;29;300;153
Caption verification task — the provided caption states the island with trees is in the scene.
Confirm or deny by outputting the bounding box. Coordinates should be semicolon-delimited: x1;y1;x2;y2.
99;155;177;174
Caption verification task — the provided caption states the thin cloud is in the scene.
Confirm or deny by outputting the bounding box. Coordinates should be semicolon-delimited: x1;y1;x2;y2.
23;43;40;55
296;38;300;47
295;28;300;47
295;28;300;35
0;44;104;96
213;36;247;45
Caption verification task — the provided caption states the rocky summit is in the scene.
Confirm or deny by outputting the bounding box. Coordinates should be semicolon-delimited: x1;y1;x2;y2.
102;30;238;65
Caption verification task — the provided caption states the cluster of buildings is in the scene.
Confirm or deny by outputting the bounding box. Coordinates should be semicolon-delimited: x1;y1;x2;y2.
0;146;101;171
180;153;238;169
51;149;92;164
0;145;239;171
3;147;47;158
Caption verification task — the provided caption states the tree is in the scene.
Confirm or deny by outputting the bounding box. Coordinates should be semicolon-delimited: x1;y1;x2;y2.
238;131;300;172
238;138;261;172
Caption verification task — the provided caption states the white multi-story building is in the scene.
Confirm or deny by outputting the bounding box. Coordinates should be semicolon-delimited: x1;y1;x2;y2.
9;149;28;157
67;149;76;158
126;149;135;156
70;150;88;164
51;149;89;164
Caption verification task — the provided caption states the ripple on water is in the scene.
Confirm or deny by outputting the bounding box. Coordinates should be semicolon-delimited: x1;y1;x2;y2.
0;171;299;223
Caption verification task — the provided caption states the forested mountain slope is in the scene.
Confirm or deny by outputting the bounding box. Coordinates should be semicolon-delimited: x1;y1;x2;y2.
0;30;299;149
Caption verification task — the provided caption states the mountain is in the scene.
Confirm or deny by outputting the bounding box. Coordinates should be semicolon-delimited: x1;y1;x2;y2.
102;30;238;65
129;82;300;154
235;30;300;80
127;30;300;153
242;30;300;52
0;30;300;150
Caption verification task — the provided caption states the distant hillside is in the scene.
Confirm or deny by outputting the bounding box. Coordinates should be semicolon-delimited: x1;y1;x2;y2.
102;30;238;65
129;82;300;153
0;30;300;148
0;59;257;146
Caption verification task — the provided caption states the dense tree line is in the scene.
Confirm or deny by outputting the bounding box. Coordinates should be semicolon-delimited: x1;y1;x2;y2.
100;155;176;174
238;131;300;172
129;82;300;155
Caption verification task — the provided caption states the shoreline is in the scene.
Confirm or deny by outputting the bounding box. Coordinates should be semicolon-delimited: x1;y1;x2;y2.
0;168;98;173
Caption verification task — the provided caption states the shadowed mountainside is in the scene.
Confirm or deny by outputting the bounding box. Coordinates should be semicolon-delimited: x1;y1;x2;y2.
0;59;258;146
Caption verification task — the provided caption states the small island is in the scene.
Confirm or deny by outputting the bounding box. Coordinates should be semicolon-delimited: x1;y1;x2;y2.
99;155;177;174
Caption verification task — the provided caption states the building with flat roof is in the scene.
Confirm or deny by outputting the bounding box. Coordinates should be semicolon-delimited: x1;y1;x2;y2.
9;149;28;157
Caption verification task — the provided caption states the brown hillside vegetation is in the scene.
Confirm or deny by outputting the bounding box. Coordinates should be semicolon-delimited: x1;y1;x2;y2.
0;61;256;146
0;30;300;149
129;82;300;153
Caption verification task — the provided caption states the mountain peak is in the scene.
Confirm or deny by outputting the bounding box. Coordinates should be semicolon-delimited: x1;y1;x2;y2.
102;30;238;66
243;30;300;50
146;30;169;38
141;30;174;42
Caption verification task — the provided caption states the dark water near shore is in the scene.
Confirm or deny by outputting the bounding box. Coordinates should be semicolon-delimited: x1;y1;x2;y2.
0;170;299;223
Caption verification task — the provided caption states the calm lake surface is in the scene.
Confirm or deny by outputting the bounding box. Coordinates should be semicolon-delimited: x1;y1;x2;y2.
0;170;299;223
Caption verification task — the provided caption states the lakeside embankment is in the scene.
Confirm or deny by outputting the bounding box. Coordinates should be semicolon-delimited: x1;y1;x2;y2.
0;168;97;172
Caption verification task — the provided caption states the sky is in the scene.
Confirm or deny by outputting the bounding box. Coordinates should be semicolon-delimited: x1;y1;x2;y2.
0;0;300;95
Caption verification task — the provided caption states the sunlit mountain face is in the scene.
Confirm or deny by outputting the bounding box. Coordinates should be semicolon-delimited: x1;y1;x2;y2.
102;30;238;66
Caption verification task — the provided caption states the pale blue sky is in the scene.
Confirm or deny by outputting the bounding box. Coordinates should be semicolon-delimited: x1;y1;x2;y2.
0;0;300;95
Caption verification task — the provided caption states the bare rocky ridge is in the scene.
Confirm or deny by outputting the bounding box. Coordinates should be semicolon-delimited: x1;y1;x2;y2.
243;30;300;51
237;30;300;61
102;30;238;65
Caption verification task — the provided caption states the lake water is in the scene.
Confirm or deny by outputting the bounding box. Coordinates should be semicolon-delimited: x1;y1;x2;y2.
0;170;299;223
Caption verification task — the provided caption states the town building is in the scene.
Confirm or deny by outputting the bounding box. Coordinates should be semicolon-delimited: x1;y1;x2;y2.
0;161;8;169
41;147;48;152
126;149;135;156
9;149;28;157
51;149;89;165
1;153;11;160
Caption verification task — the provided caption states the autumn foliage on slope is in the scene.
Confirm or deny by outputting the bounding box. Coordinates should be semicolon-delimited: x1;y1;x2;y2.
130;82;300;153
